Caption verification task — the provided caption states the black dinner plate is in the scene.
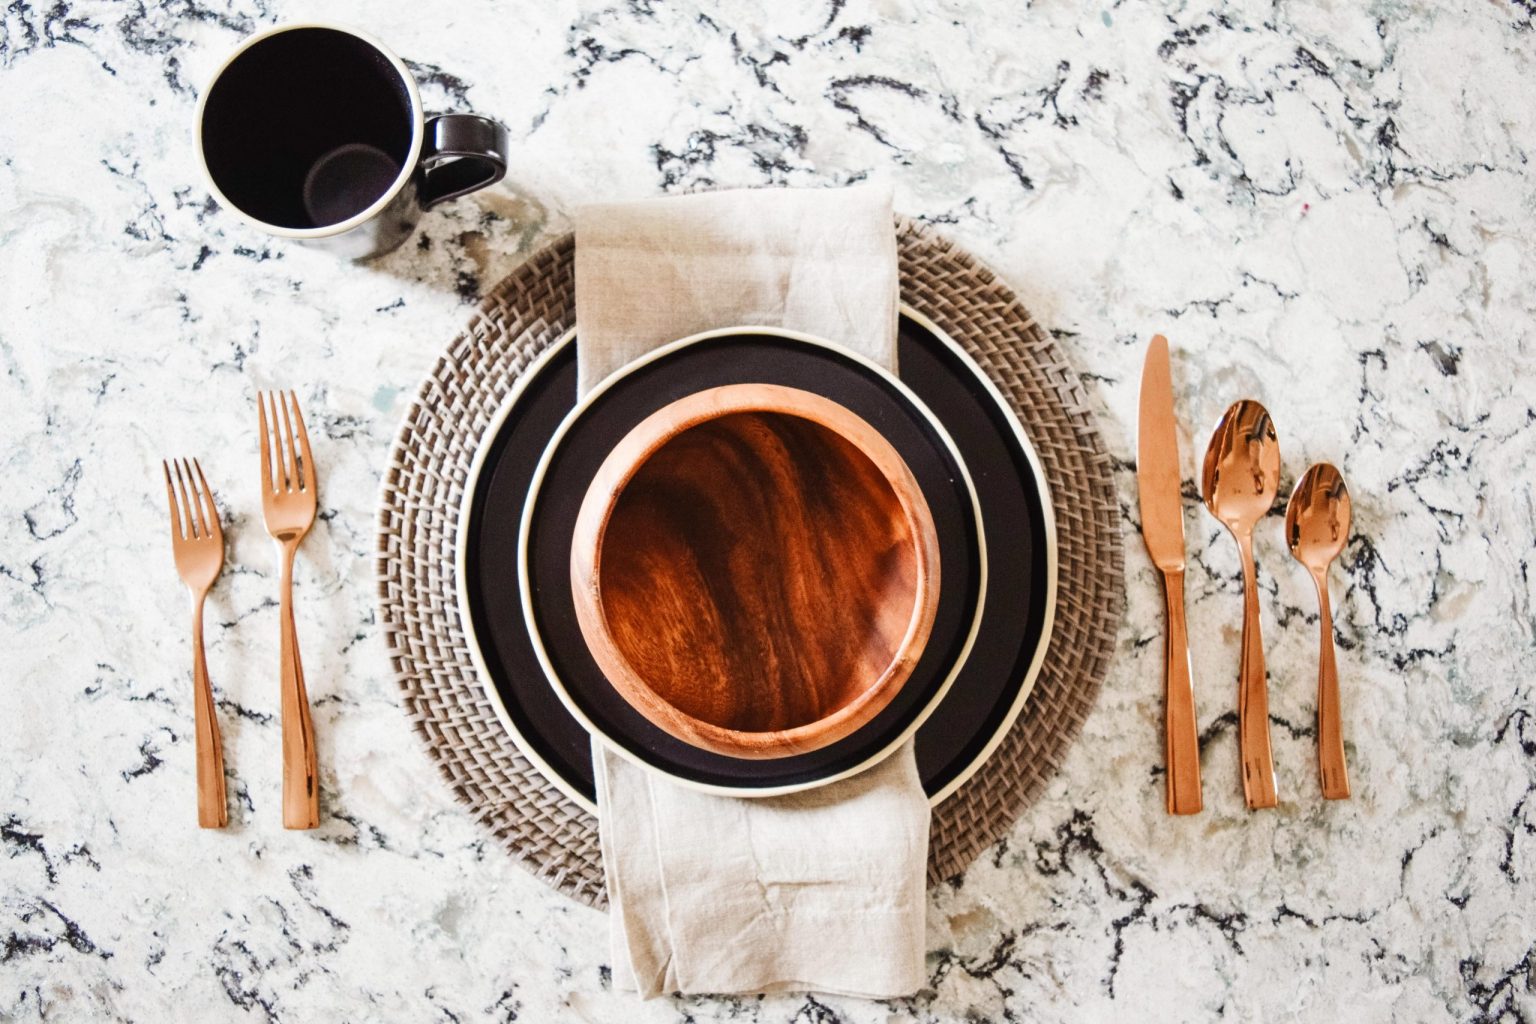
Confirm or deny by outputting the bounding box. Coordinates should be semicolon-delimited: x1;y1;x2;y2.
459;312;1052;809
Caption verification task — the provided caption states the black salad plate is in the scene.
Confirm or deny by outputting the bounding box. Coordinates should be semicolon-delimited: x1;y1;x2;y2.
519;329;983;796
458;310;1054;811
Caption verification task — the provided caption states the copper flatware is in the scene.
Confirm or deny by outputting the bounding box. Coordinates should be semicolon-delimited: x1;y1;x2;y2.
257;391;320;829
162;458;229;829
1136;336;1202;815
1285;463;1352;800
1201;400;1280;810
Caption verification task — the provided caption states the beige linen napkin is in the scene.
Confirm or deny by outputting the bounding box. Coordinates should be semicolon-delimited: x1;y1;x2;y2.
575;185;900;393
574;184;928;999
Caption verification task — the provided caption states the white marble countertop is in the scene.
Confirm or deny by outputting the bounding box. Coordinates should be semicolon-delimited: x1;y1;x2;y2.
3;0;1533;1020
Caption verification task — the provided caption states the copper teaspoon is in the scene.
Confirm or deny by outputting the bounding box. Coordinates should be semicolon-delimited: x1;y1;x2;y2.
1284;463;1352;800
1201;400;1280;809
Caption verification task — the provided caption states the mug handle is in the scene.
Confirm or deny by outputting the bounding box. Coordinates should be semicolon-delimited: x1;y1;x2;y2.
419;113;510;210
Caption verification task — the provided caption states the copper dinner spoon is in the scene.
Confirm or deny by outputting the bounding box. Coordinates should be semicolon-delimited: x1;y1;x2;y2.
1285;463;1352;800
1201;400;1280;810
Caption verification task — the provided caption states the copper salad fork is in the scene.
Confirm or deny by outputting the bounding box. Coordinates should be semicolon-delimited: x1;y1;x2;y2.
258;391;321;829
162;458;229;829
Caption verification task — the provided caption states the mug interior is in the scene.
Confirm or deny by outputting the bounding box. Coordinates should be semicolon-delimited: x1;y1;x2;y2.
200;27;415;230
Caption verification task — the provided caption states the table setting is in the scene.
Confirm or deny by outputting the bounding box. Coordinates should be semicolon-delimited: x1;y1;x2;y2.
3;1;1533;1021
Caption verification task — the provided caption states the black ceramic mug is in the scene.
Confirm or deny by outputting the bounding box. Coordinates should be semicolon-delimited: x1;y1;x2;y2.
196;23;510;260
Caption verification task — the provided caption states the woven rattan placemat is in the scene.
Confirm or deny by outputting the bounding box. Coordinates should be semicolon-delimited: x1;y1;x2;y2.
376;219;1124;908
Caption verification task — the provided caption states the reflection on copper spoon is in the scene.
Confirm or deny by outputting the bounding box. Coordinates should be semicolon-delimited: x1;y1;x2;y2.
1285;463;1352;800
1201;400;1280;810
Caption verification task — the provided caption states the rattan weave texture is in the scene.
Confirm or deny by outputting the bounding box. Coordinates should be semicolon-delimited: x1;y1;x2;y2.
376;220;1124;908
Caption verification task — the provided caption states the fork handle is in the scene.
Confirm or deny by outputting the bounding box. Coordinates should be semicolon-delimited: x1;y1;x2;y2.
278;541;320;829
191;596;228;829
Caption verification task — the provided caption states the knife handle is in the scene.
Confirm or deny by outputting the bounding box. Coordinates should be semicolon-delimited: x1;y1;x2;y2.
1161;570;1203;815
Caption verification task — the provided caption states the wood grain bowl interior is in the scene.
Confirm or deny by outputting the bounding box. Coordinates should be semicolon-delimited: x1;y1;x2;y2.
570;384;941;759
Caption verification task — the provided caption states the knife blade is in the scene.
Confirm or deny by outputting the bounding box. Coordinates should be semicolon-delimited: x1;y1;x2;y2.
1137;335;1203;815
1138;335;1186;570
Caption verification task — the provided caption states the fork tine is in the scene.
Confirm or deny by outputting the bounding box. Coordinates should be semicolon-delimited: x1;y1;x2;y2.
267;390;287;491
258;390;274;494
173;459;198;538
182;458;208;538
193;458;221;543
287;391;316;494
277;390;298;493
264;391;279;490
162;460;184;540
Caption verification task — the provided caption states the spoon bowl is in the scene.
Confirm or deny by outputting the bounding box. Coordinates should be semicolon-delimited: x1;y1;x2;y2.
1201;399;1281;810
1200;400;1281;530
1285;463;1351;571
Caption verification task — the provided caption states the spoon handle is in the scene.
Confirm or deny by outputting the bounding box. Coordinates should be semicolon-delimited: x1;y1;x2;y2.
1237;533;1278;809
1160;570;1203;815
1314;571;1351;799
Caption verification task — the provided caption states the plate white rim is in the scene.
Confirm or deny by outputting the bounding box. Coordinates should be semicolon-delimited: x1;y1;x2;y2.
905;306;1059;805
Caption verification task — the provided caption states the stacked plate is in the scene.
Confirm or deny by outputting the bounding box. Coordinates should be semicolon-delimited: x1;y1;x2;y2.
455;307;1058;810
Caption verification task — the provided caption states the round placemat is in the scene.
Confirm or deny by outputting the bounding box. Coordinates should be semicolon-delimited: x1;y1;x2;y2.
376;219;1124;908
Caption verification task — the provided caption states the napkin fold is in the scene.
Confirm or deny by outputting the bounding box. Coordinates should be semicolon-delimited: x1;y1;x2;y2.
575;185;900;394
574;184;927;999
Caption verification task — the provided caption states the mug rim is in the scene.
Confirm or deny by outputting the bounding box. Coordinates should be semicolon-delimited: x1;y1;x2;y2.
193;21;425;241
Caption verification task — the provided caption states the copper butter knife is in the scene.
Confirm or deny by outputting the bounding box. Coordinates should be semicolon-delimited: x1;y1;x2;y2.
1137;335;1203;815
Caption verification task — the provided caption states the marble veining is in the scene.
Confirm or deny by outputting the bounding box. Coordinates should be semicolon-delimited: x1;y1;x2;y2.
2;0;1533;1021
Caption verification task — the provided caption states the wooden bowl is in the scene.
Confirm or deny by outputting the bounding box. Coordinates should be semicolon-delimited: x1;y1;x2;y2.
570;383;942;759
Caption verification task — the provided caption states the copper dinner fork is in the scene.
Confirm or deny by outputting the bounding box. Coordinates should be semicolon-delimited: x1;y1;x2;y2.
258;391;321;829
162;458;229;829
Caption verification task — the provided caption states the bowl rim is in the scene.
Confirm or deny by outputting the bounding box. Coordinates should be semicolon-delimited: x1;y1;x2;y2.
568;382;943;759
